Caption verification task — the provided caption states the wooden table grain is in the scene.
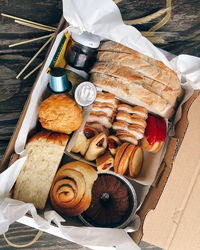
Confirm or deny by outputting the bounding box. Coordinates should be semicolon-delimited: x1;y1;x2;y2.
0;0;199;249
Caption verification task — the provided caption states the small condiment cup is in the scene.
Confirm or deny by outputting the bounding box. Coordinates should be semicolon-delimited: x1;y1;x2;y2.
74;81;97;106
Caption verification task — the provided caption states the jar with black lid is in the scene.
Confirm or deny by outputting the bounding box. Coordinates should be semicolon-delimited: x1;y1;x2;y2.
65;32;100;72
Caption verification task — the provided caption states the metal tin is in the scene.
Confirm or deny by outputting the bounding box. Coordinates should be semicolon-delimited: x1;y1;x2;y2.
49;67;72;93
79;171;137;229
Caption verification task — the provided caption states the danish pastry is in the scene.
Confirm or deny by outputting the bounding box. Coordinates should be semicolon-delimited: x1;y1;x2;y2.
85;133;107;161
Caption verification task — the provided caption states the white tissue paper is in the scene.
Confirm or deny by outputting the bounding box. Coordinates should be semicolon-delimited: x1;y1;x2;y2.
1;0;200;249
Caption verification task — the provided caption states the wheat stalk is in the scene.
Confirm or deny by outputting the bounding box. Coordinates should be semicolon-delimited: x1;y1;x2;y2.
114;0;122;4
124;8;169;25
145;36;165;44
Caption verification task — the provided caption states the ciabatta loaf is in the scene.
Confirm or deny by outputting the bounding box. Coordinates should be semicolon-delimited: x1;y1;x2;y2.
98;41;182;96
13;131;69;209
91;62;178;106
90;72;174;118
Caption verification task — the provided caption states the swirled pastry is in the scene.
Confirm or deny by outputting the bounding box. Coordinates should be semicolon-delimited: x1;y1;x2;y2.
50;161;97;217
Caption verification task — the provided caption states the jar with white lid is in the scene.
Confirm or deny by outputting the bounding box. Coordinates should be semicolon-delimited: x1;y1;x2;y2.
65;31;100;72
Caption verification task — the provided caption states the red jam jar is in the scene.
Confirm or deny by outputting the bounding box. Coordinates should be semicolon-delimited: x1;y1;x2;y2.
65;32;100;72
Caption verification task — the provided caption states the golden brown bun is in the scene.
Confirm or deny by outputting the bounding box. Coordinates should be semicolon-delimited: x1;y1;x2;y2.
85;122;109;136
38;94;82;134
13;131;69;209
50;161;97;216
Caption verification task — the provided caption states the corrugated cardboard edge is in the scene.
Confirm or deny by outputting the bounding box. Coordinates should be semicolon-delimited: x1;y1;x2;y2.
0;17;66;173
131;90;200;244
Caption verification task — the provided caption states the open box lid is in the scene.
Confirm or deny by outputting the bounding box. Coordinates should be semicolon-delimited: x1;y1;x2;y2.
142;93;200;249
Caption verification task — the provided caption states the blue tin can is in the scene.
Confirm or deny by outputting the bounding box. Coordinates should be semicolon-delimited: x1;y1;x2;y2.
49;67;72;94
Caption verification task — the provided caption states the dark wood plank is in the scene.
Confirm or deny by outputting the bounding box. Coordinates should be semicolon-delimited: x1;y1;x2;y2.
0;0;199;249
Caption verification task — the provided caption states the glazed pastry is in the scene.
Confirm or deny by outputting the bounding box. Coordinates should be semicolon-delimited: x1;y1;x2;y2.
117;134;138;145
117;144;135;176
92;102;114;117
95;91;118;108
50;161;97;216
128;124;145;133
129;146;143;178
85;133;107;161
141;115;166;153
126;126;144;140
116;111;133;124
113;122;144;140
116;130;138;145
87;112;112;128
107;135;121;155
85;122;109;136
116;111;147;128
117;104;148;119
96;151;114;172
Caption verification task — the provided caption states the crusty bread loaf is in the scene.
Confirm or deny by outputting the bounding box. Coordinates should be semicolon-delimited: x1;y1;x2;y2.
91;62;178;106
91;40;183;118
13;131;69;209
90;72;174;118
98;41;182;96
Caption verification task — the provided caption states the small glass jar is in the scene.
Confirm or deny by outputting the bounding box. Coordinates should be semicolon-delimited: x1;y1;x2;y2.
65;32;100;72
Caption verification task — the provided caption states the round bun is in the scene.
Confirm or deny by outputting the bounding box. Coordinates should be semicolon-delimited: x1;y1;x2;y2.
38;94;82;134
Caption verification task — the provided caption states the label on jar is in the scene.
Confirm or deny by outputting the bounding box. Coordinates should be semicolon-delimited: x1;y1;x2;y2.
74;82;97;106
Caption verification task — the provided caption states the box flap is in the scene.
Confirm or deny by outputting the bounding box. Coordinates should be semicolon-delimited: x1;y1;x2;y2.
142;93;200;249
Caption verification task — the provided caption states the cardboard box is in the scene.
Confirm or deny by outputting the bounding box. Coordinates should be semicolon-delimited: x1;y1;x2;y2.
1;16;200;249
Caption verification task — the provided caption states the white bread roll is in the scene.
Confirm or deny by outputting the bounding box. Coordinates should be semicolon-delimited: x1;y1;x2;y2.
13;131;69;209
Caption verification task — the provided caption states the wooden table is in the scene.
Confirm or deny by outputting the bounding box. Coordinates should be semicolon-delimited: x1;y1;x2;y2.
0;0;199;249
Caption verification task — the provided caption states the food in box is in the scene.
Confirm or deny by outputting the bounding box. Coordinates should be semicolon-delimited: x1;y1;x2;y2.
11;27;184;232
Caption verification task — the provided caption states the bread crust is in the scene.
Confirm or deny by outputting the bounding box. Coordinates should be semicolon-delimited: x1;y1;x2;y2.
90;73;174;118
91;62;178;106
98;41;181;95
